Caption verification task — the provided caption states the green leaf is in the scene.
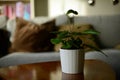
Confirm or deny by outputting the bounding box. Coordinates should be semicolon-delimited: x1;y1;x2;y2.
58;31;70;38
51;31;70;39
72;38;82;49
71;32;82;35
75;38;82;45
51;38;62;44
84;44;108;57
82;30;100;35
62;41;72;49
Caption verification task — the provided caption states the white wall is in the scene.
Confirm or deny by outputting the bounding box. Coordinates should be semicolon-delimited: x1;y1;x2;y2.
48;0;120;17
30;0;35;18
48;0;64;17
81;0;120;16
32;0;120;17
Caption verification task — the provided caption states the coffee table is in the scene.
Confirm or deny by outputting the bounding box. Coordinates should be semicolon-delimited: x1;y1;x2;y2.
0;59;116;80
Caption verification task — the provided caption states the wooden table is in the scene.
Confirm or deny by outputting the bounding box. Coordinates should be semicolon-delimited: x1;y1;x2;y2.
0;60;116;80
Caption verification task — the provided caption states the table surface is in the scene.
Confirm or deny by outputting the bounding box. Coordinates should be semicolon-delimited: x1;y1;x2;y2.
0;59;116;80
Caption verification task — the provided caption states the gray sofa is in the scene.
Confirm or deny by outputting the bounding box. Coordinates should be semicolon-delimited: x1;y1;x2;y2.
0;15;120;80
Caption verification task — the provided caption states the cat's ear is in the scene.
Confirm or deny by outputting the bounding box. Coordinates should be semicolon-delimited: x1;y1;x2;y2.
15;17;29;30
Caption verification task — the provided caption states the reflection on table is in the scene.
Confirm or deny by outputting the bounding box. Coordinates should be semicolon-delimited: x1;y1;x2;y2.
0;60;116;80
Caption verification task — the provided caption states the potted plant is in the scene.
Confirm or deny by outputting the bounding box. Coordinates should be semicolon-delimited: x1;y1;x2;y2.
51;9;106;74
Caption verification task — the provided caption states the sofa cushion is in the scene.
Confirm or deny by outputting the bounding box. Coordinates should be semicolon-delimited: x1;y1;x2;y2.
10;18;56;52
85;49;120;80
0;15;7;29
54;24;99;52
0;52;60;67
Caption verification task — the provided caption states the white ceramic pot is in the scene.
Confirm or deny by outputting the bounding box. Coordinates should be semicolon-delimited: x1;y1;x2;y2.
60;49;84;74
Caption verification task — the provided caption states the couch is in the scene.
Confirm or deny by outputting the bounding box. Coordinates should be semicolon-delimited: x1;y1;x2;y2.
0;14;120;80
